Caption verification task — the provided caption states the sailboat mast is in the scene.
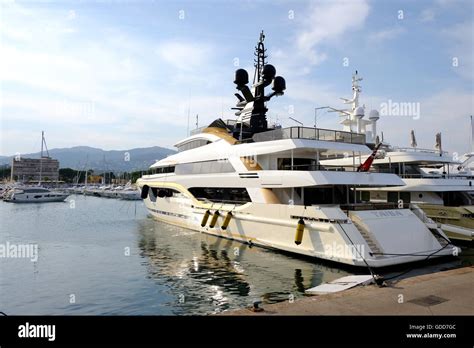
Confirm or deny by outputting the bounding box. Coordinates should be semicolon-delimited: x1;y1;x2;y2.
39;131;44;185
470;115;473;153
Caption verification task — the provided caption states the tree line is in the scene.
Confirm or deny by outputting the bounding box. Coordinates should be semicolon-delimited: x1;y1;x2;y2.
0;166;148;184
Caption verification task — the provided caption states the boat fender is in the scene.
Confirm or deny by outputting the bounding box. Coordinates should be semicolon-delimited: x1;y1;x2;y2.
201;210;211;227
141;186;149;199
221;212;233;230
295;218;305;245
209;211;220;228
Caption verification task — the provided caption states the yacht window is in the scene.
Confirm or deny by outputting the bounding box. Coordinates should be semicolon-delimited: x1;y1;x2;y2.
148;166;175;175
149;187;181;199
400;192;411;204
360;191;370;202
188;187;251;203
177;139;212;152
387;192;398;203
302;186;362;205
277;158;318;171
303;187;335;205
175;160;234;175
439;191;471;206
24;188;48;193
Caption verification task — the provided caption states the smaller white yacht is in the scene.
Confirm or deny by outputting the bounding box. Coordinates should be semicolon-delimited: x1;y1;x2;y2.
118;187;141;200
320;71;474;241
3;187;69;203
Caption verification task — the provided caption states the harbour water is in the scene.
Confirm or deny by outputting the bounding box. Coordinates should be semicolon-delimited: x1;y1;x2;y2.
0;195;355;315
1;195;472;315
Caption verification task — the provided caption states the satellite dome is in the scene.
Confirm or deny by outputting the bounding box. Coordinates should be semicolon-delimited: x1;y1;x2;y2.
369;109;380;120
355;106;365;118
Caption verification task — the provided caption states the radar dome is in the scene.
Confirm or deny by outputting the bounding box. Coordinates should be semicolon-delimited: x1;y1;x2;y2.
262;64;276;81
234;69;249;88
369;109;380;120
355;106;365;118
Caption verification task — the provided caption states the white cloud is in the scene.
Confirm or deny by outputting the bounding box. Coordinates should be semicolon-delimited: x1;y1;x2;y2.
155;41;214;71
270;0;370;78
368;27;405;43
296;0;370;62
420;8;436;22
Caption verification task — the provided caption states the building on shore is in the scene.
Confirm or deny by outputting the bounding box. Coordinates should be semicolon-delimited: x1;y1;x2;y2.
11;157;60;183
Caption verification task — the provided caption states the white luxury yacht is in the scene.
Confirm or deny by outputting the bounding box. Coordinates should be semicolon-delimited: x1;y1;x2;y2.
320;72;474;242
137;33;458;268
3;186;69;203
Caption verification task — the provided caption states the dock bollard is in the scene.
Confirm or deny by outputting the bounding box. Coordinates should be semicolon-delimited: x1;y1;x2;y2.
250;300;264;312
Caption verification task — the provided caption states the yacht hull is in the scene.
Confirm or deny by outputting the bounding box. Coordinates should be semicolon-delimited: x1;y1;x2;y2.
4;195;68;203
142;194;457;268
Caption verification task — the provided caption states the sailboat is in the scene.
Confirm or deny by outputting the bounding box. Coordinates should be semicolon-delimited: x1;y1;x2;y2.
3;132;69;203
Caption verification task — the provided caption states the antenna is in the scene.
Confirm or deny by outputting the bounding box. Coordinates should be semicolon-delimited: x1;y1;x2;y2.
233;31;286;137
195;114;199;129
471;115;473;153
186;104;190;137
289;117;303;126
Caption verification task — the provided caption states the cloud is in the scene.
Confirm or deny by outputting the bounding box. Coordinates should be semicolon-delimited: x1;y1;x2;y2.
270;0;370;78
155;41;214;71
368;27;405;43
420;8;436;22
296;0;370;63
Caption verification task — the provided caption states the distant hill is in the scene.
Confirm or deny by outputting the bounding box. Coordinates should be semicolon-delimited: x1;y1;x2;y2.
0;146;176;172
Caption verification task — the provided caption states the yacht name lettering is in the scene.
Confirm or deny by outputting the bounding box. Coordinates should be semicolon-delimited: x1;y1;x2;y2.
372;210;404;218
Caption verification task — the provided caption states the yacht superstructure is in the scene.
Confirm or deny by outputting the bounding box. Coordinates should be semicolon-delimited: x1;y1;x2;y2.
137;33;458;268
321;72;474;241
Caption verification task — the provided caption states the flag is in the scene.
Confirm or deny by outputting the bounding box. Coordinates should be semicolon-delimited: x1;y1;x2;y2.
357;142;382;172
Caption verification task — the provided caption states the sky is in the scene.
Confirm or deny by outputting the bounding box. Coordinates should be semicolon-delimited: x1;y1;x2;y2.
0;0;473;156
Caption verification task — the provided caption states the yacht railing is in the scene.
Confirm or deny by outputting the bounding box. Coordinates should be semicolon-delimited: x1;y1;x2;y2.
191;122;366;145
252;127;366;144
340;202;410;212
190;119;238;136
280;164;347;171
399;173;473;179
391;146;448;155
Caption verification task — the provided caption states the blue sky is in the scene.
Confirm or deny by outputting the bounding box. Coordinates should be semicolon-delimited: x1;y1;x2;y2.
1;0;473;156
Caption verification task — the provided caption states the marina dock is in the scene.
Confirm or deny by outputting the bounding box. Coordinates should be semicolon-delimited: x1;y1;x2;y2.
224;266;474;315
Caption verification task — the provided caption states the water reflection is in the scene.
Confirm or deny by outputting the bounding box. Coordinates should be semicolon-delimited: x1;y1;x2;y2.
136;217;350;314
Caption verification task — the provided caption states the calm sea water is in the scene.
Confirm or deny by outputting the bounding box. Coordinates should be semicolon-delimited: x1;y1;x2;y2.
1;195;471;315
0;195;354;315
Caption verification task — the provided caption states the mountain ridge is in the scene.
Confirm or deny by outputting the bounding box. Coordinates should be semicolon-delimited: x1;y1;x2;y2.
0;145;175;172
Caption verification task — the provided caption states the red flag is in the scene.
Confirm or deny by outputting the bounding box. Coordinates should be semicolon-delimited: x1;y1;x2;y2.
357;142;382;172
